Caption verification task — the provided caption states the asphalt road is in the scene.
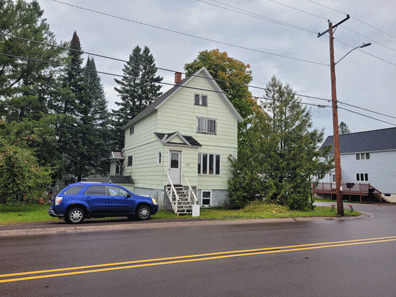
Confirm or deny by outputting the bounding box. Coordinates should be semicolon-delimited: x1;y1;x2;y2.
1;203;396;297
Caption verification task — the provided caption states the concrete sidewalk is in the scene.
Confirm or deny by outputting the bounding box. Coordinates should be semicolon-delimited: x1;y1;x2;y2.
0;216;336;238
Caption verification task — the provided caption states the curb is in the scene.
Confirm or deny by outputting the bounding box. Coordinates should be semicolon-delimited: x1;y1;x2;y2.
0;216;343;238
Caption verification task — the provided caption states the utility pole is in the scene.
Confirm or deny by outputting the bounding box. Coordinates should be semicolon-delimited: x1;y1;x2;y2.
318;15;350;216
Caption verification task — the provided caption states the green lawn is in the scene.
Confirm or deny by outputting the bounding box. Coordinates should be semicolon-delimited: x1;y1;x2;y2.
0;202;360;225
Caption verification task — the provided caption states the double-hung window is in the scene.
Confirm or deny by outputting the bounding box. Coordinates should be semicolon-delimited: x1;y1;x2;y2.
198;153;220;175
197;117;216;134
127;156;133;167
194;94;208;106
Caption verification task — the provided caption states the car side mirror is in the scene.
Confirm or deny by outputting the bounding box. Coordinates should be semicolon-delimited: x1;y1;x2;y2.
126;193;132;198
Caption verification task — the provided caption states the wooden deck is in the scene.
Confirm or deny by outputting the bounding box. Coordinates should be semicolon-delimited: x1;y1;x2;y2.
312;183;383;203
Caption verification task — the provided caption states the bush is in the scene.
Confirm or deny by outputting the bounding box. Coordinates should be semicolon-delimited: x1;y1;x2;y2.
0;137;51;204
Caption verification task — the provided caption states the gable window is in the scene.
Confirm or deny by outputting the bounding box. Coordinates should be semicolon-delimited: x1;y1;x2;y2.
129;126;134;135
197;117;216;134
127;156;133;167
198;153;220;175
157;152;162;165
201;190;212;207
194;94;208;106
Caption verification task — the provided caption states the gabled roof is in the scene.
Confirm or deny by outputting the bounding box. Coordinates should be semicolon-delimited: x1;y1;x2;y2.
123;67;243;129
155;132;202;147
109;152;124;160
321;127;396;154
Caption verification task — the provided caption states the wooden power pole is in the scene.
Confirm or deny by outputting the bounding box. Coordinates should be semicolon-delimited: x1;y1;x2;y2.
318;15;350;216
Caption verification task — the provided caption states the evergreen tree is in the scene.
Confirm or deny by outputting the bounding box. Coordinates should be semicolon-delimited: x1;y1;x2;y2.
339;121;351;134
58;31;95;181
228;77;332;210
84;57;112;175
113;45;163;149
0;0;64;121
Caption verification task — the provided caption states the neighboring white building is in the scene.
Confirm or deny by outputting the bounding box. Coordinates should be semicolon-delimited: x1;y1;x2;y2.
318;127;396;202
110;67;242;212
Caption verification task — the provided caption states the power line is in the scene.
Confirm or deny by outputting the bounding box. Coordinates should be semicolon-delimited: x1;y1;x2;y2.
3;32;396;122
339;107;396;126
268;0;327;20
198;0;317;34
49;0;328;66
265;0;396;54
306;0;396;41
2;52;396;127
0;52;335;111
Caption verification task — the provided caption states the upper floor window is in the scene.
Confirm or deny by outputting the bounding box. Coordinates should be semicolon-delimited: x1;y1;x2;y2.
356;153;370;160
194;94;208;106
129;126;134;135
197;117;216;134
157;152;162;165
127;156;133;167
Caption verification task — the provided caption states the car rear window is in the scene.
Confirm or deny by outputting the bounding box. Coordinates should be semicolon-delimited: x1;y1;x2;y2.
63;185;84;195
84;185;106;195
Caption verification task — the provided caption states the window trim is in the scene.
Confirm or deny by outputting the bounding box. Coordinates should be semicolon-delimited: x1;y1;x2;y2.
127;156;133;167
157;152;162;165
198;153;221;175
194;94;208;106
197;117;217;134
201;190;212;207
129;126;134;135
356;173;368;181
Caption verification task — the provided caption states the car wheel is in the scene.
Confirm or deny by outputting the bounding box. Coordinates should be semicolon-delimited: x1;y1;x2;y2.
136;205;151;220
66;207;85;224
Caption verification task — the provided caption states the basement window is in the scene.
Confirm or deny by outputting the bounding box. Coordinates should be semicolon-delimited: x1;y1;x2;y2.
201;190;212;207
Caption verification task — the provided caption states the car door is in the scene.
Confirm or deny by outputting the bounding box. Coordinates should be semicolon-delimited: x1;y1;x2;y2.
84;185;109;213
106;186;136;213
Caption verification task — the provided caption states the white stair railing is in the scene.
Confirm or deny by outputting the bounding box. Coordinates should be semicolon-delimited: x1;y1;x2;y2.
166;172;179;214
182;174;198;205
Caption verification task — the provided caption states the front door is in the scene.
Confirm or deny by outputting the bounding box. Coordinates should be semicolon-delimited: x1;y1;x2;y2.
169;151;182;185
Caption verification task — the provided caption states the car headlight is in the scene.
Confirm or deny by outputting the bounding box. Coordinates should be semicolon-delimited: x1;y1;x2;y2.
152;198;157;205
55;197;63;205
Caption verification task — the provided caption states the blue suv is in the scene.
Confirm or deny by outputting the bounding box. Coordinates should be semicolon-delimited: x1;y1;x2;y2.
48;182;158;224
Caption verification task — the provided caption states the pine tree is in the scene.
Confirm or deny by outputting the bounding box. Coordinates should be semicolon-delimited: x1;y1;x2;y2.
261;76;332;210
228;77;332;210
0;0;64;122
113;45;163;149
58;31;95;181
339;121;351;134
84;57;112;175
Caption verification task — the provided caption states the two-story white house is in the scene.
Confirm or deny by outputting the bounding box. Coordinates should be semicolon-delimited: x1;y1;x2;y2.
316;127;396;203
110;67;242;213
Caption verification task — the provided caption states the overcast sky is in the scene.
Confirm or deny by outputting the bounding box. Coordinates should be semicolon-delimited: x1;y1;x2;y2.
39;0;396;139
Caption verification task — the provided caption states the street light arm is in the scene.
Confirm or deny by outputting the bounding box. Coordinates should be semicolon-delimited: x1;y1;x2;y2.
335;43;371;65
